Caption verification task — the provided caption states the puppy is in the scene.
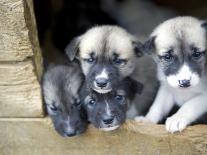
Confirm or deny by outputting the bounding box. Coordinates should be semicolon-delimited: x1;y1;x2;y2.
81;77;143;131
135;16;207;133
42;63;87;137
65;25;143;94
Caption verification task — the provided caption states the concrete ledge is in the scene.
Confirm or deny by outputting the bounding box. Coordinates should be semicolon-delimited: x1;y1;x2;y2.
0;118;207;155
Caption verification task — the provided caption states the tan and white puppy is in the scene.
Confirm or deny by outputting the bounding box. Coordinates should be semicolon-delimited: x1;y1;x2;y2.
65;25;143;94
135;16;207;133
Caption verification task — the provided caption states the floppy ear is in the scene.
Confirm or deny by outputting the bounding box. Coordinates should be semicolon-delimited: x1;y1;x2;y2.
125;77;144;95
143;36;156;54
65;37;81;61
131;79;144;95
201;21;207;30
132;41;144;57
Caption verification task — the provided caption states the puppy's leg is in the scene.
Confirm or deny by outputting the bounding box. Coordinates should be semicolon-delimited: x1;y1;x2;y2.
135;85;174;123
166;95;207;133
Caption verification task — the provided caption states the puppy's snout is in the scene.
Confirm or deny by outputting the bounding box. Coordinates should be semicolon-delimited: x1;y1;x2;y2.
65;131;76;137
96;78;108;88
103;116;114;125
179;79;190;88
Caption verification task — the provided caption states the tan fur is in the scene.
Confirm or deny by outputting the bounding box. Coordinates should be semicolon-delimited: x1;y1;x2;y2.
78;25;137;76
151;16;206;56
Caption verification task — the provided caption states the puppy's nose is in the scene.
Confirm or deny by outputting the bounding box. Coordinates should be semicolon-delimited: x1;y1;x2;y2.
179;79;190;88
96;78;108;88
65;131;76;137
103;116;114;125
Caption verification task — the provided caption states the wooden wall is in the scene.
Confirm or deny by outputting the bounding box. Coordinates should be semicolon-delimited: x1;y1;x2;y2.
0;0;43;117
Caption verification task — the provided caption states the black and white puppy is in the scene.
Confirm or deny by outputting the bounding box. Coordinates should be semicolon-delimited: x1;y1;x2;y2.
81;77;143;131
135;16;207;133
65;25;143;94
42;63;87;137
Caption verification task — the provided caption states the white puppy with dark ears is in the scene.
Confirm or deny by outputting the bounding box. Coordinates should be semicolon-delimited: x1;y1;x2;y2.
135;16;207;133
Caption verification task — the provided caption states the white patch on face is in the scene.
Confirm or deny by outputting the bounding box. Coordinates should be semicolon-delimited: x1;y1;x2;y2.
95;68;109;80
93;68;112;93
99;125;120;131
105;100;112;116
93;88;112;94
64;117;74;133
166;64;200;88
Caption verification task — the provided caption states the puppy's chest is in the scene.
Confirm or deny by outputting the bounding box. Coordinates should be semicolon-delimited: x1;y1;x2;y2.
169;87;203;106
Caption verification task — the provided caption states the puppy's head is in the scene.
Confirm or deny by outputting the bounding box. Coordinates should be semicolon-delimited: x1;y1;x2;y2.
65;26;143;93
81;78;143;131
43;65;87;137
46;100;87;137
144;17;207;88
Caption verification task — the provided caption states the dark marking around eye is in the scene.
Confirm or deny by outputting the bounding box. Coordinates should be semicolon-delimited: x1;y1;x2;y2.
190;47;205;60
113;53;127;65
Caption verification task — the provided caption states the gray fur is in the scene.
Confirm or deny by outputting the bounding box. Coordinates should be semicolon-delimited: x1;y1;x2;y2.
42;63;87;137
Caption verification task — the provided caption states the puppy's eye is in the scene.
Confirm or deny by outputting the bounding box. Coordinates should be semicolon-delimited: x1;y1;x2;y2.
84;57;95;64
191;48;204;60
115;95;125;101
88;99;96;106
113;58;126;65
160;53;174;62
48;105;58;112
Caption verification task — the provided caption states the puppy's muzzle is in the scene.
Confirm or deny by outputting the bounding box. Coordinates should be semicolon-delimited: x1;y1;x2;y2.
102;115;114;125
95;78;108;88
179;79;190;88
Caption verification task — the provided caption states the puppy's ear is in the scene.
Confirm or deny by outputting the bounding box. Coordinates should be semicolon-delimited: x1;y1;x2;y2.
132;41;144;57
132;80;144;95
125;77;144;95
143;36;156;54
201;21;207;30
65;37;81;61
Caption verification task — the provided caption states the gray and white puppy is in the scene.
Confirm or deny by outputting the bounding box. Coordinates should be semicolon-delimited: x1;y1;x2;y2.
42;63;87;137
81;77;143;131
135;16;207;133
65;25;143;94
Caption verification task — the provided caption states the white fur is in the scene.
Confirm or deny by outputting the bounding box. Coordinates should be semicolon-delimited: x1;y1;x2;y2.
105;100;112;116
96;68;109;80
99;125;120;131
93;88;112;94
167;64;200;88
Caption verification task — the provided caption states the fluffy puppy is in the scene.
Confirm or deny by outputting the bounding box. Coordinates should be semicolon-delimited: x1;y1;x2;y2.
65;25;143;94
135;16;207;133
81;77;143;131
42;63;87;137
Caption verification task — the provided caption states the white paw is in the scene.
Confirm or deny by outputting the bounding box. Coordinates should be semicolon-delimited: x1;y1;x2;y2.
134;116;152;123
165;115;190;133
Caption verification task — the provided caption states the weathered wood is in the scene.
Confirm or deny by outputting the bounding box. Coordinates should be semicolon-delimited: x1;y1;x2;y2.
0;0;43;117
0;82;43;117
0;60;38;85
0;0;33;61
0;119;206;155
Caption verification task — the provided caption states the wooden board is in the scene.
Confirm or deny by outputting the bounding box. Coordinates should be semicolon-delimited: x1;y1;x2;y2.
0;60;38;85
0;82;43;117
0;119;207;155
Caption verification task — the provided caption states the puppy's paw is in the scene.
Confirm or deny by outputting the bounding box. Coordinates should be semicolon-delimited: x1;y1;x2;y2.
134;116;152;123
166;115;190;133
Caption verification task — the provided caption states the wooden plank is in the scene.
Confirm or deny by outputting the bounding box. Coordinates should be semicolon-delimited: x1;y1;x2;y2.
0;82;43;117
0;0;33;61
0;60;38;85
0;119;206;154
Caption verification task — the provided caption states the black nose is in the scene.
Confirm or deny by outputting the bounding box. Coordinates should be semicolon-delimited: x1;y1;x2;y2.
65;131;76;137
103;116;114;125
96;78;108;88
179;79;190;88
